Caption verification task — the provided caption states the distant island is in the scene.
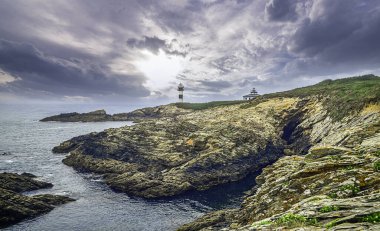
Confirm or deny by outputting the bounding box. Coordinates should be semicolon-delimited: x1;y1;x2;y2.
49;75;380;230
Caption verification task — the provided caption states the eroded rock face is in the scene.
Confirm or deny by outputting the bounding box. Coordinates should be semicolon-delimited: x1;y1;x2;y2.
0;173;75;228
178;103;380;230
55;98;303;198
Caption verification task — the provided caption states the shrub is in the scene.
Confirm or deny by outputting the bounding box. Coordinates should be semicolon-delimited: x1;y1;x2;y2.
276;213;306;226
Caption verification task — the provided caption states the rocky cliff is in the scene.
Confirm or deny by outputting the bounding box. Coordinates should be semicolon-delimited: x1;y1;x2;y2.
0;172;75;228
53;75;380;229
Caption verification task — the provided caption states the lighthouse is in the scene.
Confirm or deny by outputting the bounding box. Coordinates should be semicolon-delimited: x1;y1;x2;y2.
178;83;184;103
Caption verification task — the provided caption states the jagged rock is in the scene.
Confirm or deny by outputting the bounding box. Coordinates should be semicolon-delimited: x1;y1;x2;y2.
0;172;53;192
0;173;75;228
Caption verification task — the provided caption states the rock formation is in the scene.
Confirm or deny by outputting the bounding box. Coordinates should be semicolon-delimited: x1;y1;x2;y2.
40;105;192;122
52;75;380;229
0;172;75;228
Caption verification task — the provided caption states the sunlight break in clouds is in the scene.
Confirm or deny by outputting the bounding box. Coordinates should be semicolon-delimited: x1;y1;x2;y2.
134;50;186;91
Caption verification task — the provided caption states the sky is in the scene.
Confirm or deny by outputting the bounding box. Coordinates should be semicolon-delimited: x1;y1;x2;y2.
0;0;379;105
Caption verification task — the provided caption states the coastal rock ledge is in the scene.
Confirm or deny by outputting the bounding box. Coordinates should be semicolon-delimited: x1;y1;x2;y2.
0;172;75;228
53;75;380;230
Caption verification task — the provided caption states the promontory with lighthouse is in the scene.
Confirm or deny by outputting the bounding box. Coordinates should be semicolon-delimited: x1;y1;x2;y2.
38;75;380;230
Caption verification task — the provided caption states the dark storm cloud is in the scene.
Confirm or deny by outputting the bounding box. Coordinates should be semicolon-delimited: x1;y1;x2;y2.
127;36;166;55
265;0;298;21
0;39;149;97
286;0;380;76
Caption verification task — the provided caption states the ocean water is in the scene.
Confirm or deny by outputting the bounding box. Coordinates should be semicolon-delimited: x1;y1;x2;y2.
0;104;256;231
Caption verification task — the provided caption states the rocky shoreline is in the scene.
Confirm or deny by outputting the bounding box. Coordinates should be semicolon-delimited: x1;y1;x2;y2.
51;75;380;230
0;172;75;228
40;104;192;122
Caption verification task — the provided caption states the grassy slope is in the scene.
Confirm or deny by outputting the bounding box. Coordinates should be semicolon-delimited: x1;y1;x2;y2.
173;100;246;110
242;74;380;121
172;75;380;121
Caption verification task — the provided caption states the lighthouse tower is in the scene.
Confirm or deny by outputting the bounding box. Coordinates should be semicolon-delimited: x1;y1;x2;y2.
178;83;184;103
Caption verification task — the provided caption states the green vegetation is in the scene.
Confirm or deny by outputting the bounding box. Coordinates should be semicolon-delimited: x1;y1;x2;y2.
328;183;361;199
328;192;338;199
343;165;355;171
174;100;246;110
241;75;380;121
361;212;380;223
275;213;318;227
339;184;360;195
373;161;380;172
319;205;340;213
256;220;272;226
325;218;340;228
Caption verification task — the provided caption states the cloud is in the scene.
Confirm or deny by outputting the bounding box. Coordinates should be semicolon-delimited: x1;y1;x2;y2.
127;36;189;57
0;39;150;98
265;0;298;21
0;0;379;103
0;69;19;84
63;95;92;102
286;0;380;75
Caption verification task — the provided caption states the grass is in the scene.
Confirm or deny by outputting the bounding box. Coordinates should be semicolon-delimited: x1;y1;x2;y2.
275;213;318;227
328;192;338;199
319;205;340;213
361;212;380;223
256;220;272;226
241;74;380;121
174;100;246;110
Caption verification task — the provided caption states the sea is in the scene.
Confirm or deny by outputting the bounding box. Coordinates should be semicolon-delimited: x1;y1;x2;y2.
0;103;256;231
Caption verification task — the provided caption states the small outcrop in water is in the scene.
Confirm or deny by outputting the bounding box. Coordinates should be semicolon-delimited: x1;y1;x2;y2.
0;172;75;228
40;109;113;122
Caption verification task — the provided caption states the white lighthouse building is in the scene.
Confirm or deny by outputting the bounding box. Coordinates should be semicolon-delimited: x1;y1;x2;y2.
243;88;259;100
178;83;184;103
